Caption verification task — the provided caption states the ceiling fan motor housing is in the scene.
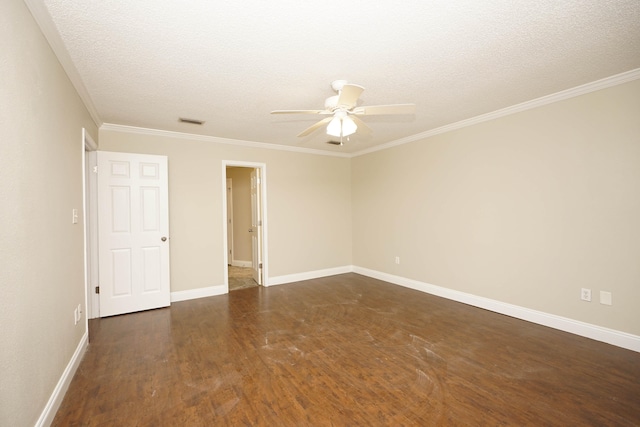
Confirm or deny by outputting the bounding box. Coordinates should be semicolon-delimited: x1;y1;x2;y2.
331;79;348;92
324;95;339;110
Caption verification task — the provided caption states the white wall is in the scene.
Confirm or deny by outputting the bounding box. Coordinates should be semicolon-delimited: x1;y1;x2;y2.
0;1;98;425
352;79;640;336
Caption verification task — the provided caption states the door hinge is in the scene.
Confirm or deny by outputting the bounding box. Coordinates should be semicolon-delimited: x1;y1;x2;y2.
259;263;263;269
95;286;100;294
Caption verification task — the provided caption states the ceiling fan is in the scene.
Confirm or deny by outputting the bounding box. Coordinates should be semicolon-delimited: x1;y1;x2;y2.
271;80;416;139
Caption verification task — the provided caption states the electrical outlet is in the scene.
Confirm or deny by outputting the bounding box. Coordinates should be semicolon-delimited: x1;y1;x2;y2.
77;304;82;321
395;256;400;265
581;288;591;302
72;208;78;224
74;307;78;325
600;291;612;306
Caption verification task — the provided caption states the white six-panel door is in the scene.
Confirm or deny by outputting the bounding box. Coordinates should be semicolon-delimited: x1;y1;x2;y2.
97;151;170;317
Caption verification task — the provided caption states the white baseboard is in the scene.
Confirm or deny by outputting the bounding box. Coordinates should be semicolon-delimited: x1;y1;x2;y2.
171;285;227;302
353;266;640;353
36;331;88;427
267;265;354;286
231;260;252;268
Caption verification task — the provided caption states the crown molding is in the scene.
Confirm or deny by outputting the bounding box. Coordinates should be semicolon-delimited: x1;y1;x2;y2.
24;0;103;128
99;124;352;158
352;68;640;158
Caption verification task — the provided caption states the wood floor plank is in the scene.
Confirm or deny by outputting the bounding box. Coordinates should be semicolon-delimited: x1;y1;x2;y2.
53;273;640;426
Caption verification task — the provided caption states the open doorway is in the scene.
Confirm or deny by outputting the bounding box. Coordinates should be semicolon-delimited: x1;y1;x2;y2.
223;162;267;291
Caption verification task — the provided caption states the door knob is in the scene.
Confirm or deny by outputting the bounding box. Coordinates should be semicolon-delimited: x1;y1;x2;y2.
248;228;253;232
161;236;167;241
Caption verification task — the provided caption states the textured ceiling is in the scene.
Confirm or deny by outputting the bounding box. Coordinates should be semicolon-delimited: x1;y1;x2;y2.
27;0;640;153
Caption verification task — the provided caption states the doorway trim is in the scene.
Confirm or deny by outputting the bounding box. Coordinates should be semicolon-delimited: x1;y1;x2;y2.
222;161;268;288
226;178;234;266
82;128;98;320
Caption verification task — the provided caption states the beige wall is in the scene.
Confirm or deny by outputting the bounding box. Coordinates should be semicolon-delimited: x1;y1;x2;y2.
98;130;353;290
352;79;640;336
0;1;98;425
226;167;253;263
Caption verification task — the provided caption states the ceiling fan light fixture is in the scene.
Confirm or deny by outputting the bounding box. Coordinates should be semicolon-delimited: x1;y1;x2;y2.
342;116;357;136
326;116;357;137
326;116;342;137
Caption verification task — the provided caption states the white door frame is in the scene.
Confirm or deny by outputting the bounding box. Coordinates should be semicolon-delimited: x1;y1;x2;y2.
82;128;99;320
222;161;268;289
250;169;263;285
226;178;234;266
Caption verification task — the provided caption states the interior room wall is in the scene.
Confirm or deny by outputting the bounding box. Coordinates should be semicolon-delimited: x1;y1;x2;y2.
226;167;253;265
98;129;353;290
352;79;640;336
0;1;98;426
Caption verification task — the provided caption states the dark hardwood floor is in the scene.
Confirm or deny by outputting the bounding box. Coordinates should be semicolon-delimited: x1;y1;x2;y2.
53;273;640;426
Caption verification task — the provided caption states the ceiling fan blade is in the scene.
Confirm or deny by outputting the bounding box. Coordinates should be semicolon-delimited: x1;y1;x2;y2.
349;115;371;134
336;84;365;109
297;117;333;137
352;104;416;115
271;109;331;115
